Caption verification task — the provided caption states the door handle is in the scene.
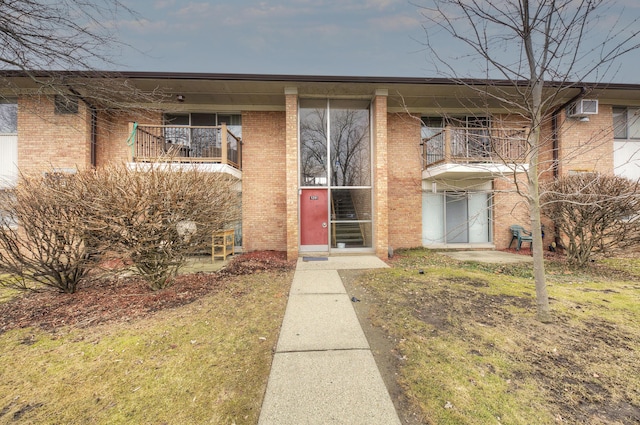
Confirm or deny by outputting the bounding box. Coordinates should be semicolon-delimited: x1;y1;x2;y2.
322;222;327;228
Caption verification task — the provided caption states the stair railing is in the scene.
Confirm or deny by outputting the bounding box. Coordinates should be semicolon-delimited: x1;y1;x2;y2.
350;193;367;247
330;195;337;246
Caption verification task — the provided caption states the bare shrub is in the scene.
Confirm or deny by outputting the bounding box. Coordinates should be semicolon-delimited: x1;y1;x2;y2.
78;164;240;290
0;173;98;293
542;174;640;267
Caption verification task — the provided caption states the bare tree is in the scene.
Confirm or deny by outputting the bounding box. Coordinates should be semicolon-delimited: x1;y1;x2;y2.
420;0;640;322
1;1;164;117
542;174;640;266
0;0;134;71
0;172;99;293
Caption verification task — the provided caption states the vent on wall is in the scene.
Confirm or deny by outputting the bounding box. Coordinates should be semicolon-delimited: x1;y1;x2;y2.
567;99;598;117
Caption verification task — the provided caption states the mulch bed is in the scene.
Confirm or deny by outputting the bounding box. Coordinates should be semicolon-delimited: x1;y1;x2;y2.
0;251;295;333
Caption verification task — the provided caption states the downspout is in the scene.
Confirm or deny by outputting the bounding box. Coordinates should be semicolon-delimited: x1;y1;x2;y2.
67;87;98;168
90;106;97;167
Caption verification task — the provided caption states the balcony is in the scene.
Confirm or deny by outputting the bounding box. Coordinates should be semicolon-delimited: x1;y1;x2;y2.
130;124;242;171
422;126;529;179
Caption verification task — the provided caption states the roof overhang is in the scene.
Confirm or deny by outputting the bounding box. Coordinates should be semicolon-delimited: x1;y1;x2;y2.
3;71;640;112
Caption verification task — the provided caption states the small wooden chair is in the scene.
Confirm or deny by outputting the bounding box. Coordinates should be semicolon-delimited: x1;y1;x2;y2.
509;225;533;251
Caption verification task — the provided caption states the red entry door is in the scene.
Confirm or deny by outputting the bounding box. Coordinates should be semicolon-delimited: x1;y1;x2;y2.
300;189;328;247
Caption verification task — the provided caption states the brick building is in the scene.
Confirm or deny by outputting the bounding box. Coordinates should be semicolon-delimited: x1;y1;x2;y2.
2;72;639;260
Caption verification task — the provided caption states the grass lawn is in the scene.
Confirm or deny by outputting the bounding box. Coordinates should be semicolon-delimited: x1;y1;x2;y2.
346;249;640;425
0;256;293;424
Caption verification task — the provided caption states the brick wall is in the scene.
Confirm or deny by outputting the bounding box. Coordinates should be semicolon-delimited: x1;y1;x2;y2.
17;95;91;175
492;176;531;249
387;112;423;249
242;111;288;252
372;93;389;258
557;106;614;175
285;91;299;260
490;106;617;250
97;111;161;166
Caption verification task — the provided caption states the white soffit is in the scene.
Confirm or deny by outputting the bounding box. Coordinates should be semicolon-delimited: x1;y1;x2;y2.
422;162;528;180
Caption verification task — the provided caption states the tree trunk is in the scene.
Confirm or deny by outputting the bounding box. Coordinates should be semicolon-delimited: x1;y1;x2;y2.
529;174;552;322
527;97;552;322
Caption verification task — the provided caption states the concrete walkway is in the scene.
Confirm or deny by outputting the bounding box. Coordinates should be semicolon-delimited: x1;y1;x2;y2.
258;256;401;425
441;250;534;264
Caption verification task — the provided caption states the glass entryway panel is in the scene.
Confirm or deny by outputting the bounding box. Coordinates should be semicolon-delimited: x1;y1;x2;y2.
422;190;492;245
422;192;445;244
468;192;490;243
300;99;328;186
446;193;468;243
299;99;373;251
330;100;371;186
330;188;372;248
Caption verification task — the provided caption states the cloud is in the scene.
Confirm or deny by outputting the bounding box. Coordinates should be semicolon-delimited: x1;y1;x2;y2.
153;0;176;9
361;0;398;10
118;18;170;34
171;2;217;18
369;14;421;31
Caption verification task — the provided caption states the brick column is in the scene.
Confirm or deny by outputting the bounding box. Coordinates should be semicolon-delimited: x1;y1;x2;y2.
285;87;299;260
373;89;389;259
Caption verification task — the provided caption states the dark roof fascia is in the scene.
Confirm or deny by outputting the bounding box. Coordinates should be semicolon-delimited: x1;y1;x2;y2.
3;69;640;91
0;69;492;85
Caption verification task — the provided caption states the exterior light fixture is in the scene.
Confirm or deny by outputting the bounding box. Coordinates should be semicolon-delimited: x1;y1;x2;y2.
176;94;185;102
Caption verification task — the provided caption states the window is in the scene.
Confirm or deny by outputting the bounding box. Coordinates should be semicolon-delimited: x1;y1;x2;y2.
613;107;640;139
162;112;242;159
456;116;491;158
0;99;18;188
54;95;79;114
163;113;241;133
613;107;640;181
421;117;445;165
0;99;17;134
421;116;491;163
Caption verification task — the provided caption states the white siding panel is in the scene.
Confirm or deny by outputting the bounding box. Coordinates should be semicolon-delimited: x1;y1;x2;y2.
614;141;640;182
0;134;18;188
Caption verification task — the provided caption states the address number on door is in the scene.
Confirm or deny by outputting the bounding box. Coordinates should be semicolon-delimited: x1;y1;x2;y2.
310;195;319;200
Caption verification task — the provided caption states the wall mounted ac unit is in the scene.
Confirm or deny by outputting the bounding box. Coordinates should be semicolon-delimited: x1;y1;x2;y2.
567;99;598;117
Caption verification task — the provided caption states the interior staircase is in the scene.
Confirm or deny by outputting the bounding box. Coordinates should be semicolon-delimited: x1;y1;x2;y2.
331;190;364;247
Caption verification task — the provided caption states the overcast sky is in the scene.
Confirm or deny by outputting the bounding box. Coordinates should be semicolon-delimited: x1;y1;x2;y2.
112;0;640;83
